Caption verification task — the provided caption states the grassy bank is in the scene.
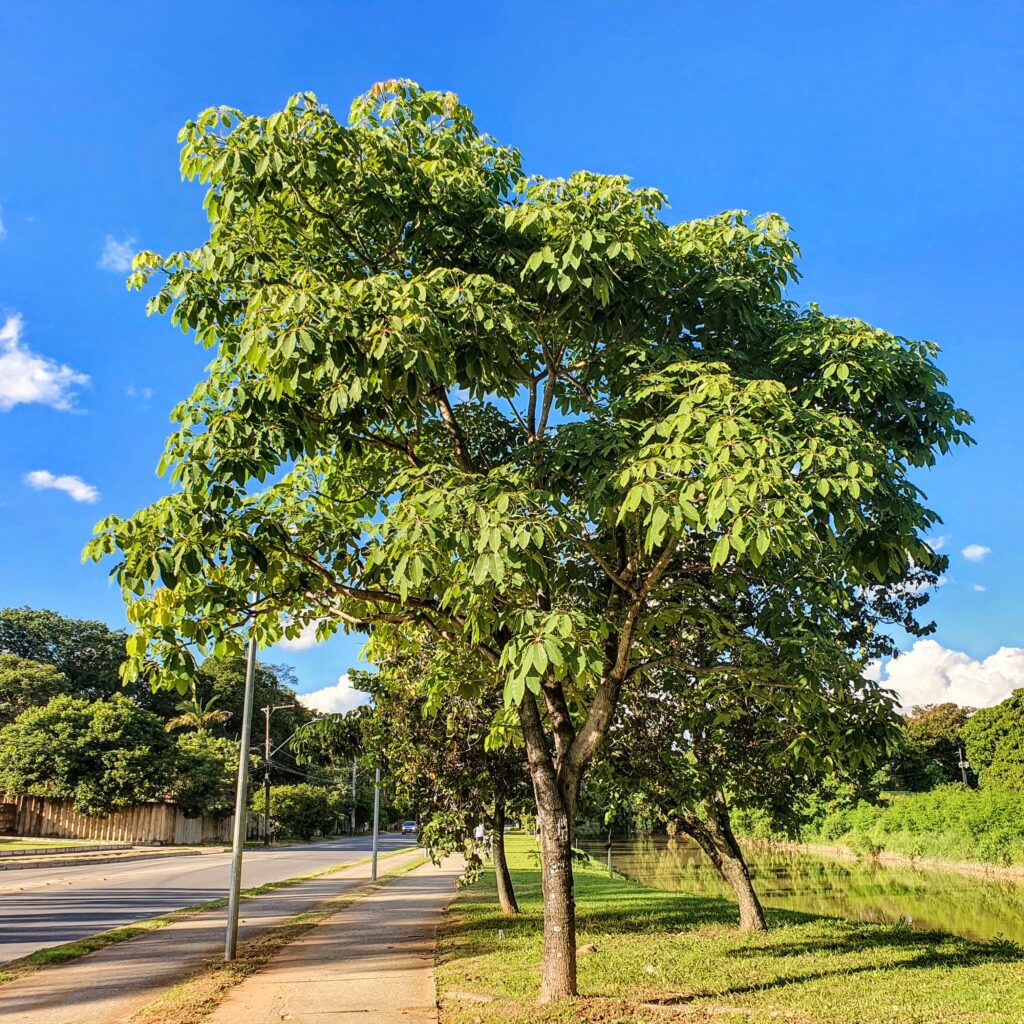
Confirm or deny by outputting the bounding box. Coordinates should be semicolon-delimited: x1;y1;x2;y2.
436;834;1024;1023
812;786;1024;866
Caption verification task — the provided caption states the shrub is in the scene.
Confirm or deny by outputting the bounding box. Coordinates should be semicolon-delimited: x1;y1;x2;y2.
809;786;1024;865
251;783;341;840
0;694;173;816
172;732;238;817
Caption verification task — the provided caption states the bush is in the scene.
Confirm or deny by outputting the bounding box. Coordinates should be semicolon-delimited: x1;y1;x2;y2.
172;732;238;817
808;786;1024;865
251;783;342;840
0;694;173;816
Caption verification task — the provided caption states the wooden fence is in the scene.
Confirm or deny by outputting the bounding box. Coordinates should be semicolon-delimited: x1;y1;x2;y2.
0;795;243;845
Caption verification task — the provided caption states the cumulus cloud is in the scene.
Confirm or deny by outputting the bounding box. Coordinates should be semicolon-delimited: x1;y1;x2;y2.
298;674;367;715
125;385;154;400
973;584;986;593
872;640;1024;710
0;315;89;412
24;469;100;504
926;534;949;552
277;621;323;651
98;235;136;273
962;544;991;563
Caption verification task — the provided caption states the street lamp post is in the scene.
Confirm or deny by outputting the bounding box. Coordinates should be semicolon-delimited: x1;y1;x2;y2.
225;633;258;962
371;766;381;880
261;703;296;846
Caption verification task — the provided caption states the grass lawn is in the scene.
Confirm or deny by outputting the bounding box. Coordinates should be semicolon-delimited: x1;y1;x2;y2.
436;834;1024;1024
0;838;87;851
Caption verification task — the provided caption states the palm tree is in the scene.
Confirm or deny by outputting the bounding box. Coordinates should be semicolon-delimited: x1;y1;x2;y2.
164;693;232;733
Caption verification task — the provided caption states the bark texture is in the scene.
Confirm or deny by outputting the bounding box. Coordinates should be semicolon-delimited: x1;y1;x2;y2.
491;804;519;915
680;798;767;932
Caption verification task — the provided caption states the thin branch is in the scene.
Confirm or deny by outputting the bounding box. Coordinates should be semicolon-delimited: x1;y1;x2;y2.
431;387;475;472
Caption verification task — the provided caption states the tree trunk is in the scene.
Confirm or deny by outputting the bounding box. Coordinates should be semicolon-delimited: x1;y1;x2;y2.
680;799;767;932
535;796;577;1001
491;804;519;915
518;694;579;1001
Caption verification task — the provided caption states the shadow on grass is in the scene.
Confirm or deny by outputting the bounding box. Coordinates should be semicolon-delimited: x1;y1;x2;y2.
444;862;1024;1001
643;937;1021;1005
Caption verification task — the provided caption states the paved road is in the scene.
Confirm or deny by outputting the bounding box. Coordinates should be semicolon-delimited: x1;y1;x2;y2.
0;834;412;963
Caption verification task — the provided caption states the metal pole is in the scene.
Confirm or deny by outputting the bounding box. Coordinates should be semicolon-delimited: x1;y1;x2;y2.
351;757;358;835
370;766;381;880
225;634;258;961
958;746;970;786
262;707;271;847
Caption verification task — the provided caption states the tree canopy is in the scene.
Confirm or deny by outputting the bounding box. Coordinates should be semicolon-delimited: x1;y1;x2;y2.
962;690;1024;791
0;654;69;726
85;81;969;1000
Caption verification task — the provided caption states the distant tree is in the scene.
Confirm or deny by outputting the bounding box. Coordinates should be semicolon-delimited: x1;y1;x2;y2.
250;782;341;840
0;607;177;716
0;695;173;816
962;690;1024;791
0;654;69;725
903;703;974;784
596;640;896;931
194;657;310;748
356;649;531;916
164;693;233;733
171;732;238;816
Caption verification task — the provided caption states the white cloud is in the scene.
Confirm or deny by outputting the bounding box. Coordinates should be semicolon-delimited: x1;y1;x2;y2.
926;534;949;552
278;621;323;651
873;639;1024;710
973;584;986;593
298;674;367;715
0;206;6;241
98;235;136;273
24;469;100;504
962;544;991;563
125;385;154;400
0;315;89;412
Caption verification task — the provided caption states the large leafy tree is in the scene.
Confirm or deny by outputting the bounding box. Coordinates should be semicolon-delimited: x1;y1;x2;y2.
0;695;174;816
87;82;968;1000
0;654;70;725
962;690;1024;791
903;702;975;785
0;607;177;716
193;656;310;749
598;645;898;931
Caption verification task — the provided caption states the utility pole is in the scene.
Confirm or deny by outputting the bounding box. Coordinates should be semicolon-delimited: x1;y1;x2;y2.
958;746;971;786
351;757;358;834
370;766;381;880
225;633;258;962
261;703;296;846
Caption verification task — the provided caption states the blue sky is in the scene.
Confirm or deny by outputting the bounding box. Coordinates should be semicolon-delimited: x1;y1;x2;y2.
1;2;1021;709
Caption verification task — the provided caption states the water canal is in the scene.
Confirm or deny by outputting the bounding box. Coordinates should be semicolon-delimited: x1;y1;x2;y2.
580;836;1024;944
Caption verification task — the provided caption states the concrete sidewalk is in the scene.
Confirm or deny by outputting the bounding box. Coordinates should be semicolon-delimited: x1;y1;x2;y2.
0;848;424;1024
207;858;463;1024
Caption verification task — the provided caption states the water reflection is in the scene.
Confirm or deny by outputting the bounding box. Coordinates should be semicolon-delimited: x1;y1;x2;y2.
580;836;1024;943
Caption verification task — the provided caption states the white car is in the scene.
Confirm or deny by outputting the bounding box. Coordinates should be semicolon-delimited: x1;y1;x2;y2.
401;820;418;834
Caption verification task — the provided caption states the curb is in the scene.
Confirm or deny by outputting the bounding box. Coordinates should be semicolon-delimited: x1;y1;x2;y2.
0;843;133;859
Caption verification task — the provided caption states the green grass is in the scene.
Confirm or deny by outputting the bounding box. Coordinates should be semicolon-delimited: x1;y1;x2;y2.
436;835;1024;1024
0;845;416;986
0;838;91;851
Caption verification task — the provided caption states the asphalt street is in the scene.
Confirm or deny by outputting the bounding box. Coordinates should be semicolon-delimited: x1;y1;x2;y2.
0;834;412;963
